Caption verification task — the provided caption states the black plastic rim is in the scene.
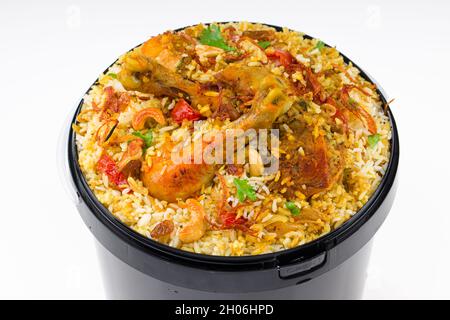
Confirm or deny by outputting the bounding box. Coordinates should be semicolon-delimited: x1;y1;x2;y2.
68;22;399;269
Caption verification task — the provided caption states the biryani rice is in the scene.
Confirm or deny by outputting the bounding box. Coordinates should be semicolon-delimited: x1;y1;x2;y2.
74;22;391;256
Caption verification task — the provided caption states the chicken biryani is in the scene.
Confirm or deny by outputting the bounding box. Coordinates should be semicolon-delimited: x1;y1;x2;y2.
73;22;391;256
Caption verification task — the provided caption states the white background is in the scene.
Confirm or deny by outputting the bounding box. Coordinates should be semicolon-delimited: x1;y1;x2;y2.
1;0;449;299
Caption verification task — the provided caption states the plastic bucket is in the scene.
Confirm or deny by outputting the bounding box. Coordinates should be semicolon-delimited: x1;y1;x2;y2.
64;24;399;299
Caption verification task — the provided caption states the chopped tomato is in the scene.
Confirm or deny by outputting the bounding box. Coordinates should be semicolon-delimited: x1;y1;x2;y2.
218;211;247;229
97;154;128;187
171;99;202;124
266;49;295;68
215;210;255;234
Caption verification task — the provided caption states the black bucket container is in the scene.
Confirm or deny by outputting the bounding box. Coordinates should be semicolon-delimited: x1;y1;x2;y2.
65;24;399;299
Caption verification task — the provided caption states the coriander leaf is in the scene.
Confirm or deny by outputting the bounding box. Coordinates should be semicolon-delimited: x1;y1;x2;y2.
285;201;301;215
258;41;271;49
233;178;257;202
315;40;325;51
132;130;153;149
199;25;236;51
367;133;380;148
107;73;117;79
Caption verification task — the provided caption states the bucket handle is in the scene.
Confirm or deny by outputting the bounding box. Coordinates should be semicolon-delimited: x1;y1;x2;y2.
278;251;328;280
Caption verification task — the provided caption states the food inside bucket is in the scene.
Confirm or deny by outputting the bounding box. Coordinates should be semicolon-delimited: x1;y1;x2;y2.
74;22;391;256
